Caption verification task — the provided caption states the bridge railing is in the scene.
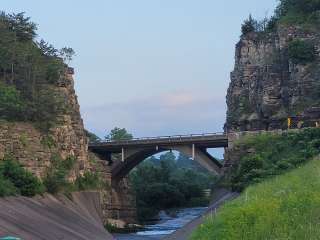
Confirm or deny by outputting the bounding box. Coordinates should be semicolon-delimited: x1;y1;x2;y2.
94;132;225;144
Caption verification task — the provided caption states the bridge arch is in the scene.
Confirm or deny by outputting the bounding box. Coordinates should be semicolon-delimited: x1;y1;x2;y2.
88;133;228;185
111;146;222;184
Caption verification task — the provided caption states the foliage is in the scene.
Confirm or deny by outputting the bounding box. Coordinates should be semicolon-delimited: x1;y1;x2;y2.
241;15;257;35
288;39;316;64
40;135;56;149
0;156;45;197
241;0;320;37
0;176;18;197
31;87;69;131
105;127;133;140
273;0;320;26
0;11;75;131
75;171;104;191
44;154;105;194
129;152;217;222
226;128;320;191
191;158;320;240
276;0;320;18
0;83;25;121
241;14;277;36
85;129;101;143
43;155;76;194
0;154;104;198
59;47;75;64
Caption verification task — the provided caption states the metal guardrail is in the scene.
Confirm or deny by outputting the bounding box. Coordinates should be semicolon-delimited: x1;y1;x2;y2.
92;132;226;145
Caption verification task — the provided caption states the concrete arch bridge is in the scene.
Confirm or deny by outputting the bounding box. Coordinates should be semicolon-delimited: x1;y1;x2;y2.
89;133;228;184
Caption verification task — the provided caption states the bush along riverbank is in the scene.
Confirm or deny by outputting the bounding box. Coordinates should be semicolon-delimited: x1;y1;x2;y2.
0;154;105;198
129;152;218;222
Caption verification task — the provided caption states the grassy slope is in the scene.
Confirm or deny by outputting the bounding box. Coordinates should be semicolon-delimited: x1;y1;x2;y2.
191;157;320;240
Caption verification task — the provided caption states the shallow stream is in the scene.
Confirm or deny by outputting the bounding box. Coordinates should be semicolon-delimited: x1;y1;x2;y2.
113;207;207;240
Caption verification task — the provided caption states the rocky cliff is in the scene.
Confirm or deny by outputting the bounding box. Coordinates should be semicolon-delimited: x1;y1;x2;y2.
226;26;320;132
0;70;137;225
0;70;90;180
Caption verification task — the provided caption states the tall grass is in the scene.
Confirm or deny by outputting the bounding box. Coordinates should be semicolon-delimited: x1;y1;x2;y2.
191;158;320;240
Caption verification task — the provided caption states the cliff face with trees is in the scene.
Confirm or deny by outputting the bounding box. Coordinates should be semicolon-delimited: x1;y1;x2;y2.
226;0;320;132
0;12;89;179
0;11;134;226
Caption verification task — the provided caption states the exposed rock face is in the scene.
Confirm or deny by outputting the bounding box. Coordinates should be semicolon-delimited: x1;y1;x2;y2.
92;154;137;224
0;70;89;179
226;26;320;132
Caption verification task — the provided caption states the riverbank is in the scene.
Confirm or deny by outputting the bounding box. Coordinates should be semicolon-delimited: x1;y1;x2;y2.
114;188;238;240
164;188;238;240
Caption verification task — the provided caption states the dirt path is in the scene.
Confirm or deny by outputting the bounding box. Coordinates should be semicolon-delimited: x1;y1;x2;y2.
164;189;239;240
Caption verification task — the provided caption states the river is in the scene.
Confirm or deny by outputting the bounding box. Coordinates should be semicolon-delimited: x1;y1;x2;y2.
113;207;207;240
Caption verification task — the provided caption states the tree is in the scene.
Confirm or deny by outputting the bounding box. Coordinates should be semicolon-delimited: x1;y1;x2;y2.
38;39;58;57
288;39;316;64
105;127;133;140
6;12;37;41
0;83;25;120
241;14;257;35
59;47;75;64
85;130;101;143
276;0;320;17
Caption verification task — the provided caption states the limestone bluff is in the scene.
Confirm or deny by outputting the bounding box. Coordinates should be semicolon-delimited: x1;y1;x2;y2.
226;25;320;132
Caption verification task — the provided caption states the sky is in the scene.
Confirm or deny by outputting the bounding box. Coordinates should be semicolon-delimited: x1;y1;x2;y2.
2;0;278;141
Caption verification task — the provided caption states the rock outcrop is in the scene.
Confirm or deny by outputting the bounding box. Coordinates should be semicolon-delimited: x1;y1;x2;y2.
226;26;320;132
0;68;137;225
0;70;89;180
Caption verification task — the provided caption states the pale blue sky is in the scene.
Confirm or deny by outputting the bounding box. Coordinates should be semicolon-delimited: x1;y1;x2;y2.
2;1;278;140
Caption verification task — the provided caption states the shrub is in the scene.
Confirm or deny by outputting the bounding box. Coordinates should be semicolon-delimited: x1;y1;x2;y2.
0;157;45;196
241;15;257;35
0;176;18;197
0;83;26;121
288;39;316;64
43;155;75;194
75;171;104;191
227;128;320;191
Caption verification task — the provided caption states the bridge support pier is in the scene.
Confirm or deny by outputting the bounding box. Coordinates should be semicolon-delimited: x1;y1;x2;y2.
169;145;222;175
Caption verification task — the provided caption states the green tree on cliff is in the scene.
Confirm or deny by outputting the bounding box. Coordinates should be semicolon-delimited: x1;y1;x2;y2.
105;127;133;140
0;11;74;131
241;14;257;35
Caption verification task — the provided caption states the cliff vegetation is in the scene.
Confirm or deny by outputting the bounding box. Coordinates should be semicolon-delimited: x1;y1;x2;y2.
0;11;74;131
225;128;320;191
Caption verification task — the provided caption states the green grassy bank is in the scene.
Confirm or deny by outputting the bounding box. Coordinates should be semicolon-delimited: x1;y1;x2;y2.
191;129;320;240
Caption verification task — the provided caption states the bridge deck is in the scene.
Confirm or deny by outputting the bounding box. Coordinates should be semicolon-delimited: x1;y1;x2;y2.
89;133;228;152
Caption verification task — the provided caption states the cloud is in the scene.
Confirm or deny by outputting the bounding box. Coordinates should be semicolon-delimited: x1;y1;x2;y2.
81;90;226;139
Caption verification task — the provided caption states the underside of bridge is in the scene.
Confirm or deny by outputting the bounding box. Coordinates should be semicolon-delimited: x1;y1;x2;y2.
89;134;228;184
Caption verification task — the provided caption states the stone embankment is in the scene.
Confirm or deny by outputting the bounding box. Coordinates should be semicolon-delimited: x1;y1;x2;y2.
0;191;113;240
